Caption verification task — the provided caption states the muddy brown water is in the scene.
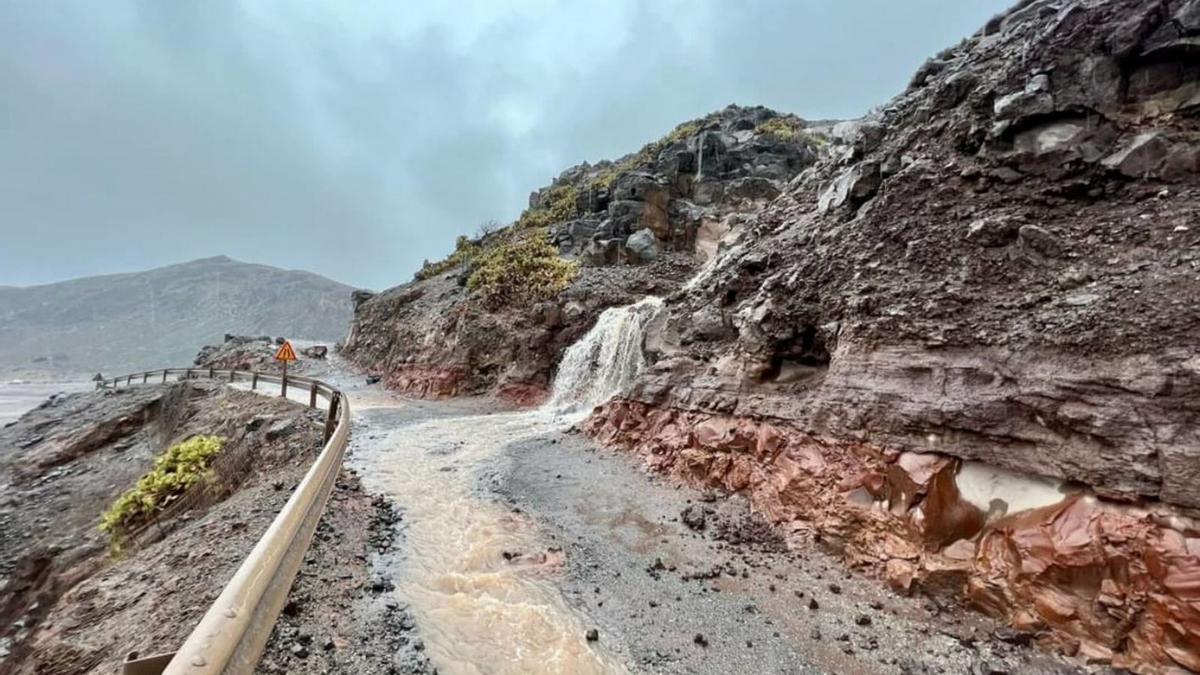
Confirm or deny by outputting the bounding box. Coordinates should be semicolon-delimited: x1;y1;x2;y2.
350;403;627;675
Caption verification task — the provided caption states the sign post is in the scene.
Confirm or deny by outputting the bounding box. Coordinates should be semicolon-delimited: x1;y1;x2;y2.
274;340;298;398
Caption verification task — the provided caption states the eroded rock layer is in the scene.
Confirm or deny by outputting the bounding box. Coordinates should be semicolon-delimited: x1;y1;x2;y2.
584;400;1200;672
580;0;1200;671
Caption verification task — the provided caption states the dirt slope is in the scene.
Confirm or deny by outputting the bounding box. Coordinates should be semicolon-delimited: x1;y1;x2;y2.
0;381;325;674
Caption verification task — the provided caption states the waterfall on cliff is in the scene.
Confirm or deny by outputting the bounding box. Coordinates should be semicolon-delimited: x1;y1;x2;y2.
549;296;664;413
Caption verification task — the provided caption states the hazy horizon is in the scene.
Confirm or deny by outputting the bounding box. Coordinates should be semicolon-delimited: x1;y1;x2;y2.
1;1;1013;290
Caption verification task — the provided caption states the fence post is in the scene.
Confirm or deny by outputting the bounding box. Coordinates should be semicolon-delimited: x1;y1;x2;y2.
127;375;133;385
308;382;318;408
208;366;215;379
142;372;149;383
186;369;192;380
162;371;168;383
323;393;340;442
252;372;258;390
229;370;236;383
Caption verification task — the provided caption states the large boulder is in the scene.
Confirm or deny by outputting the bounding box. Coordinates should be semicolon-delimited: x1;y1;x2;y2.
624;229;659;262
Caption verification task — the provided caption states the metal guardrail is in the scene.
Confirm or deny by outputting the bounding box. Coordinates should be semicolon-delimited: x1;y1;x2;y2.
98;368;350;675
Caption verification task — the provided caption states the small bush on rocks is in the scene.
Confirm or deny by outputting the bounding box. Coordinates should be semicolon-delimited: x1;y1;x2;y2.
756;116;826;146
467;231;577;308
589;120;703;192
518;184;579;230
100;435;224;545
414;235;481;281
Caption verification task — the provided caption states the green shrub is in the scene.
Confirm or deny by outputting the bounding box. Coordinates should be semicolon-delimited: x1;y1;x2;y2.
517;184;579;230
589;168;619;192
100;435;224;545
414;235;481;281
588;121;702;193
467;231;577;308
755;117;827;147
662;121;700;145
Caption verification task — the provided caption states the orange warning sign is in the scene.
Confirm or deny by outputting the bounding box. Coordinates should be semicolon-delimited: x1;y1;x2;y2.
274;340;298;362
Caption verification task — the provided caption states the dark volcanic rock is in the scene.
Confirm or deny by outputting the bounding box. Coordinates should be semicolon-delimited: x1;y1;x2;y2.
343;105;827;399
583;2;1200;673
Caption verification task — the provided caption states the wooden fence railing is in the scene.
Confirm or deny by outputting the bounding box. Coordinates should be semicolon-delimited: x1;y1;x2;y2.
98;368;350;675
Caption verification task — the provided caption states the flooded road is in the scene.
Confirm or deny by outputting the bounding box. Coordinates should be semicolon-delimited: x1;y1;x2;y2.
300;294;1080;675
349;404;626;675
320;301;670;674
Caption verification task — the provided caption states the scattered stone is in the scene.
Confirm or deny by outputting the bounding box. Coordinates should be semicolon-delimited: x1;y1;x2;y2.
680;505;707;531
585;628;599;642
301;345;328;359
693;633;708;648
993;627;1035;647
966;216;1019;247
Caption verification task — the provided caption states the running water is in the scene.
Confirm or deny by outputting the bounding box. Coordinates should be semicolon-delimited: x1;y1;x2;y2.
350;295;666;675
549;297;663;413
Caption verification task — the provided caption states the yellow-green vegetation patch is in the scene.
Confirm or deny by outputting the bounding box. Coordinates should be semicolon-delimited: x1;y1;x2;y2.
663;121;700;145
100;435;224;546
517;184;579;230
467;231;578;308
589;167;620;191
590;120;703;193
756;117;827;146
415;235;481;281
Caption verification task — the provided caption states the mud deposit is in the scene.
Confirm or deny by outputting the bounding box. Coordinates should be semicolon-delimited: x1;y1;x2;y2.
485;429;1087;675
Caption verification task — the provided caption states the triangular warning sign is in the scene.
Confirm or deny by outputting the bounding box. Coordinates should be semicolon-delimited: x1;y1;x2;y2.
274;340;298;362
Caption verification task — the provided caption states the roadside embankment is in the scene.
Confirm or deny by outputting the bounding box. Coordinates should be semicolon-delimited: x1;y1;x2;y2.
0;380;325;674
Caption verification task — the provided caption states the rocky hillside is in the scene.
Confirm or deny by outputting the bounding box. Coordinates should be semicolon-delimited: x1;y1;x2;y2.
348;0;1200;671
0;256;353;375
582;0;1200;671
343;105;829;403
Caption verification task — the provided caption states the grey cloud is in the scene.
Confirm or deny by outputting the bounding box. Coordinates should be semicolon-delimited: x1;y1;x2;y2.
0;0;1012;290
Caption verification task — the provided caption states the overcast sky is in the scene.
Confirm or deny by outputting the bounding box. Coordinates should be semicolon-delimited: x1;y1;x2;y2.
1;1;1012;290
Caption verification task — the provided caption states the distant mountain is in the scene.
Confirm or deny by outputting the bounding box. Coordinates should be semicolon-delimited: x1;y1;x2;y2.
0;256;355;374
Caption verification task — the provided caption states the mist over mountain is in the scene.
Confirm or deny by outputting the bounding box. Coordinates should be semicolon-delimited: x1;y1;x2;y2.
0;256;353;375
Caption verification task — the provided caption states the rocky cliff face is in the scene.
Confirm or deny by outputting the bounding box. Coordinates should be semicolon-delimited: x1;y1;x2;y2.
343;106;827;402
583;1;1200;670
346;2;1200;669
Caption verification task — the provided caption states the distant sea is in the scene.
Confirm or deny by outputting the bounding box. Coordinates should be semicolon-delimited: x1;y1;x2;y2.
0;380;92;426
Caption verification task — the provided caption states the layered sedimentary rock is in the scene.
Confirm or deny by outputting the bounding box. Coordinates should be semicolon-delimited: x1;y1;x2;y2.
584;402;1200;671
343;106;827;399
581;0;1200;670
